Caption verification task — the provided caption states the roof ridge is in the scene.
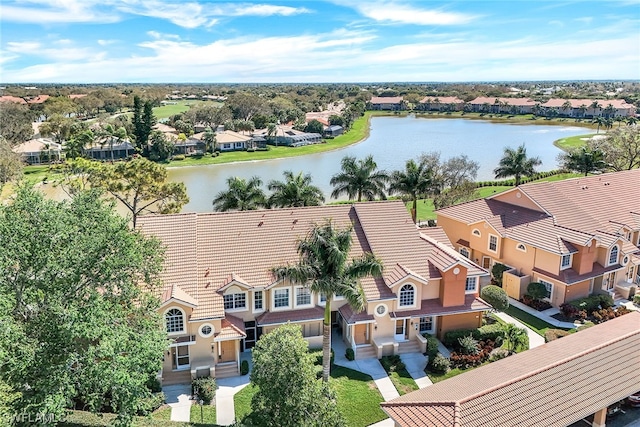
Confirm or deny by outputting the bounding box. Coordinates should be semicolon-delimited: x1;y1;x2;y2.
458;323;640;405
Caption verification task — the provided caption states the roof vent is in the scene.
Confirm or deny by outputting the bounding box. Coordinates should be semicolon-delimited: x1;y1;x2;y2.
581;185;588;190
292;219;298;224
258;221;264;227
204;268;210;277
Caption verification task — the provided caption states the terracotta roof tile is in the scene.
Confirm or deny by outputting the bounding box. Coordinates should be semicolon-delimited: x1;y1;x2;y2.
215;314;246;340
533;262;624;285
256;306;325;326
390;296;490;318
383;312;640;427
338;304;375;324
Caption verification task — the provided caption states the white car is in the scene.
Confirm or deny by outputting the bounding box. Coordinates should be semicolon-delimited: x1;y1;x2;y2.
628;391;640;407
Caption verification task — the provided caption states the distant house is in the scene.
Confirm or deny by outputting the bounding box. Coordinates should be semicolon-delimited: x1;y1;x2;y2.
215;130;255;151
0;96;27;105
418;96;465;112
84;138;135;160
369;96;405;111
12;139;62;165
541;98;636;118
253;125;322;147
26;95;50;105
324;125;344;137
174;134;206;156
468;97;537;114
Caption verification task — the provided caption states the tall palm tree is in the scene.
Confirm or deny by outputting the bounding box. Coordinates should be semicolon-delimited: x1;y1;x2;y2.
202;126;216;153
388;158;435;223
212;176;266;211
271;220;383;382
561;100;572;117
562;146;607;176
578;104;587;119
65;129;94;159
504;323;528;354
493;144;542;186
330;155;389;202
589;100;602;118
267;170;325;208
592;116;606;133
267;123;277;147
627;117;638;126
99;124;127;162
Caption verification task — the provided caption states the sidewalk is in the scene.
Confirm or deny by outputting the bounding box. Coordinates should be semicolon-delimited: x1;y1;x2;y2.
163;384;192;422
399;353;432;389
509;298;576;329
494;311;546;348
215;352;252;426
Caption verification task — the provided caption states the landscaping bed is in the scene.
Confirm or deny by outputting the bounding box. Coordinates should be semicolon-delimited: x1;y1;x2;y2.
379;355;419;395
559;294;633;324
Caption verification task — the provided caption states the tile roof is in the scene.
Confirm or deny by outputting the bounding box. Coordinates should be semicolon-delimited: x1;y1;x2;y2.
468;96;536;107
256;306;325;326
420;227;454;248
215;314;246;340
161;283;198;307
338;304;375;324
419;96;464;104
138;201;489;321
541;98;635;109
389;296;490;318
0;95;27;104
533;262;624;285
370;96;403;104
382;311;640;427
215;130;252;144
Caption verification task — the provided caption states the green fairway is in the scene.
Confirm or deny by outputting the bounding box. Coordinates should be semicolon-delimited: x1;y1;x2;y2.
554;133;598;151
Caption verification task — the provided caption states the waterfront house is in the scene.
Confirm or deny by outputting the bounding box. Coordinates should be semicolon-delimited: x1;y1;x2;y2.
417;96;465;112
369;97;406;111
12;139;62;164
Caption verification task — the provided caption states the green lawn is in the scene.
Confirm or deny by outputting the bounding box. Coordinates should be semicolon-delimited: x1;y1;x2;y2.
234;366;387;427
379;356;419;395
190;404;217;426
503;305;560;336
553;133;598;151
60;408;190;426
427;366;476;383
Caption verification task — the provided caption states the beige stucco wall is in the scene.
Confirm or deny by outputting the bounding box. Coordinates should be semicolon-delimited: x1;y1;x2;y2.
492;190;544;212
535;250;561;275
436;312;482;339
565;280;591;303
500;239;536;275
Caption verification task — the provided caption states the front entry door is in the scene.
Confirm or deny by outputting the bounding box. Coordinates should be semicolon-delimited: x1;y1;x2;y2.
394;319;407;341
482;256;492;269
174;345;190;370
219;340;235;363
603;272;615;291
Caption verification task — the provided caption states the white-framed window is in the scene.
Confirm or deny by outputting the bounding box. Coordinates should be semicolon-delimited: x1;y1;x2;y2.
319;293;327;304
295;287;312;307
398;284;415;307
274;288;290;309
472;229;481;237
561;254;572;270
253;291;263;312
608;245;619;266
222;143;231;149
459;247;470;258
465;276;477;293
224;292;247;310
488;234;498;252
199;323;214;338
165;308;185;334
234;142;244;148
539;279;553;300
419;316;434;333
516;243;526;252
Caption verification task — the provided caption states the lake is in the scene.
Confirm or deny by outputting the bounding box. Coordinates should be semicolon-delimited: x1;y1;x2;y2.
168;116;588;212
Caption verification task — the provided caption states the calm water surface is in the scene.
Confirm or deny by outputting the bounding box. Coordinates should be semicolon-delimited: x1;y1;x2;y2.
168;116;588;212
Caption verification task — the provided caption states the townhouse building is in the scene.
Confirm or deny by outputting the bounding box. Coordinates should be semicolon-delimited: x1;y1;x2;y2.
436;170;640;307
137;201;489;383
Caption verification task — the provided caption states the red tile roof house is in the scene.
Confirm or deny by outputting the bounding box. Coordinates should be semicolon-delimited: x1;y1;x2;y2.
382;311;640;427
136;201;490;384
436;170;640;308
369;96;406;111
417;96;465;112
541;98;636;119
467;97;537;114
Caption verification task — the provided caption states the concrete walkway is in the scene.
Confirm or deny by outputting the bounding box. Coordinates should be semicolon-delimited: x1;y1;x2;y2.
494;311;546;348
215;352;252;426
164;384;192;422
399;352;432;389
509;298;576;329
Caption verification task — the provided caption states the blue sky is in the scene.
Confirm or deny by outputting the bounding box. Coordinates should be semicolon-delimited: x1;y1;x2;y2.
1;1;639;83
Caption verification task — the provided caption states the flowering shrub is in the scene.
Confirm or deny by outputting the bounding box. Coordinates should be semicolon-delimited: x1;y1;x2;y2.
449;340;496;369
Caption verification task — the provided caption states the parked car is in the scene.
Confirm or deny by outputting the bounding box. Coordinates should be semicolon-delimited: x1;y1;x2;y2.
628;391;640;407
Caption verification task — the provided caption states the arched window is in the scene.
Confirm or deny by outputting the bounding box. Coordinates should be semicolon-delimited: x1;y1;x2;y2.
608;245;619;266
472;229;481;237
166;308;184;333
399;284;415;307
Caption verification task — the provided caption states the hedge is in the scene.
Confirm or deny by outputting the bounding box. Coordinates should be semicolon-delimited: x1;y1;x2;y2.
442;324;506;349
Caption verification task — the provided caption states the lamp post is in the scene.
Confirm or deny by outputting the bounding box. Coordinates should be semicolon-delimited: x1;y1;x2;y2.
199;399;203;423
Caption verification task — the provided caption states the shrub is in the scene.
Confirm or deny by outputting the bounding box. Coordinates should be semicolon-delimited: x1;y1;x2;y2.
429;353;450;374
380;355;405;372
634;294;640;305
527;282;548;301
480;285;509;311
345;348;355;361
137;392;165;416
560;303;579;319
172;154;185;161
458;335;479;355
477;324;506;344
491;263;510;286
240;360;249;375
449;339;496;369
443;329;476;348
544;329;571;342
598;294;614;309
489;348;510;362
425;334;439;362
192;377;216;405
568;294;614;314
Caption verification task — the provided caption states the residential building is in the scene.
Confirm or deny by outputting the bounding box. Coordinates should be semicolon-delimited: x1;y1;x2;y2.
417;96;465;112
369;96;406;111
541;98;636;118
467;97;537;114
12;139;62;164
382;311;640;427
136;201;489;382
324;125;344;137
436;170;640;307
84;138;135;160
252;125;322;147
0;95;27;104
215;130;255;151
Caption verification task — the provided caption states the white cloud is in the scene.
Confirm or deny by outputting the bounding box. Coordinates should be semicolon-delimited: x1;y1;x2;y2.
227;4;311;16
0;0;120;24
5;39;105;62
349;2;477;25
97;39;117;46
147;31;181;40
575;17;593;24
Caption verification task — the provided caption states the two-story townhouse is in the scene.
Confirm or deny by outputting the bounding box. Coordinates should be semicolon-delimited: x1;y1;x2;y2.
436;170;640;307
369;97;406;111
137;201;489;384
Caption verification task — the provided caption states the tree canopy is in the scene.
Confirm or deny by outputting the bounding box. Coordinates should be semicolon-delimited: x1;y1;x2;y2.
267;170;325;208
88;157;188;228
587;126;640;171
480;285;509;312
212;176;266;212
389;157;435;223
559;146;606;176
0;137;22;187
244;324;344;427
330;155;389;202
493;144;542;186
0;102;34;145
271;220;383;382
0;187;166;426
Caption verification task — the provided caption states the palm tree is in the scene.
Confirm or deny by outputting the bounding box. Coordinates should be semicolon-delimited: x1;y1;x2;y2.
267;123;277;147
627;117;638;126
65;129;94;159
493;144;542;186
271;220;383;382
388;158;435;223
592;116;606;133
99;124;127;162
202;126;216;153
212;176;266;211
577;104;587;119
589;100;602;118
504;323;528;354
267;170;324;208
561;100;572;117
330;155;389;202
562;146;607;176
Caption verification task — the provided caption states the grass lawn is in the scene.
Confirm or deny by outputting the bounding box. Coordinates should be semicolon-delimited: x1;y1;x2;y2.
190;403;217;426
379;356;419;395
427;366;475;383
554;133;599;151
503;305;559;336
234;366;387;427
60;408;190;426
